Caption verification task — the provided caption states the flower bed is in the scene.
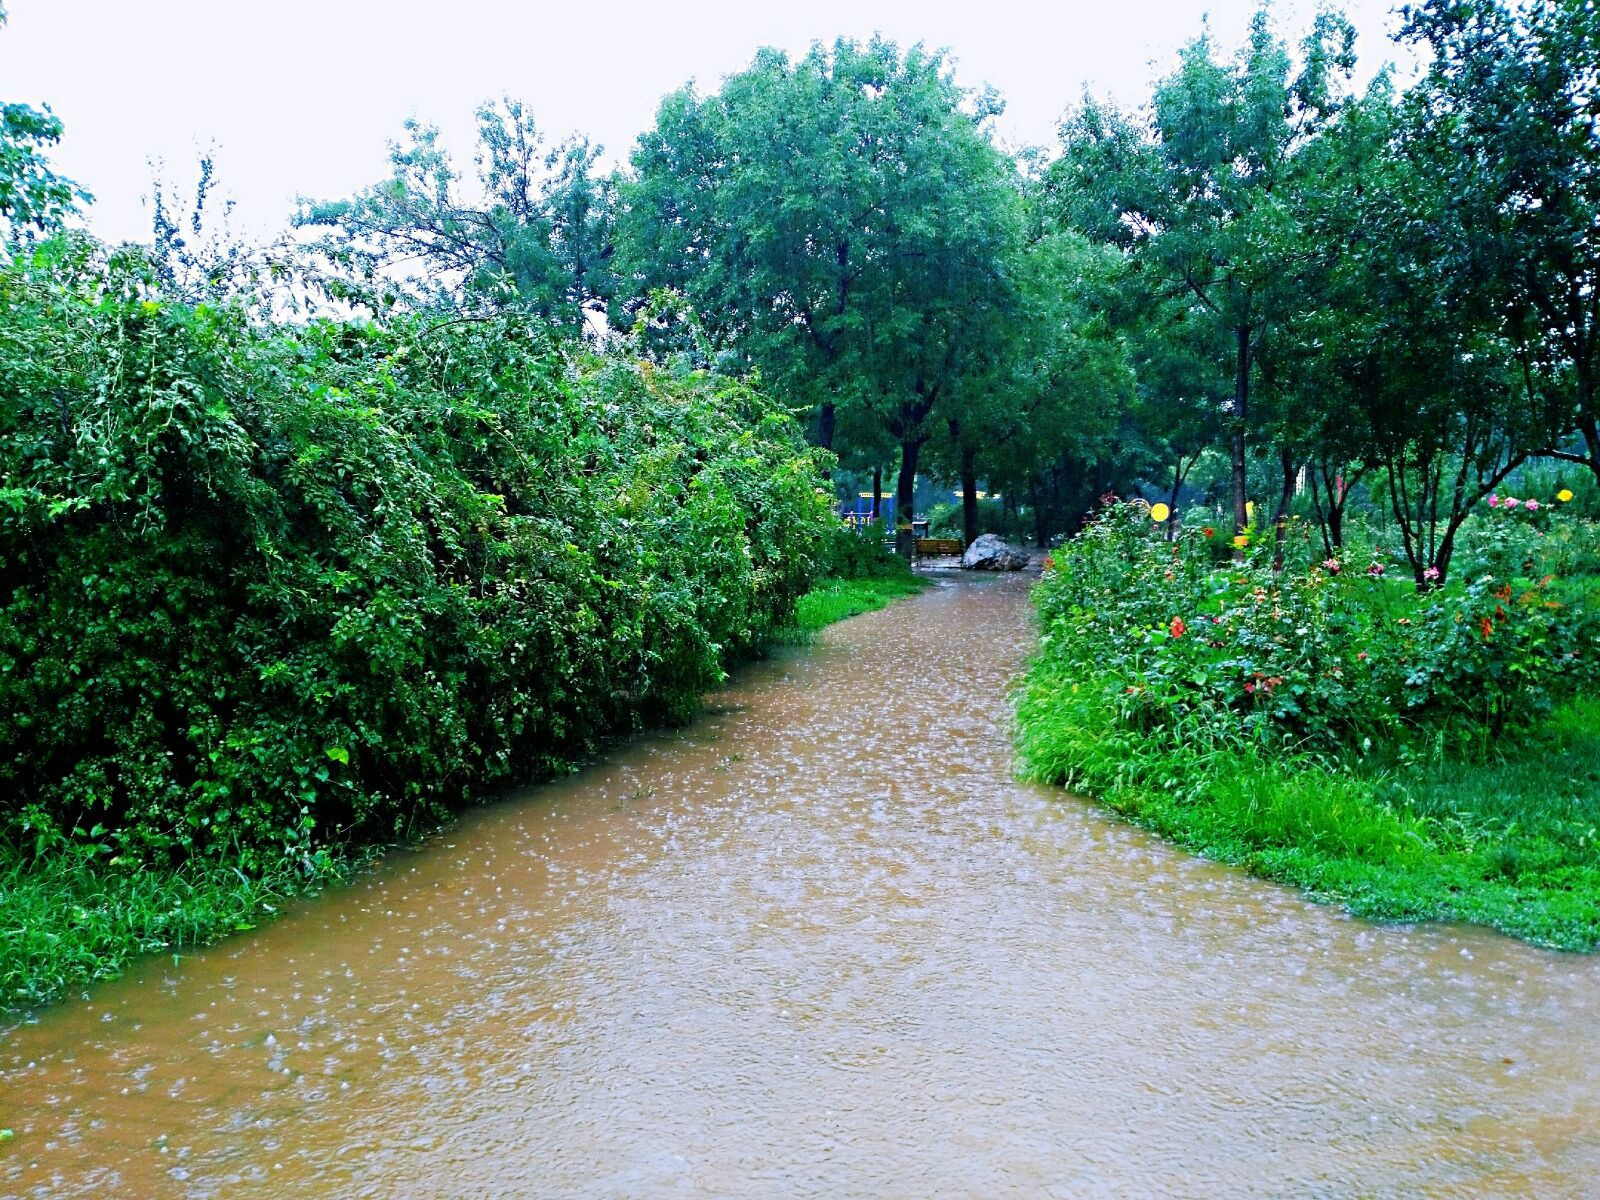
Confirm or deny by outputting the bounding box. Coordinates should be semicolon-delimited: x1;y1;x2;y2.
1017;501;1600;948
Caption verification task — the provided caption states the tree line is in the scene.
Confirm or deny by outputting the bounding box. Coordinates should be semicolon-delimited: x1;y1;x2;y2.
280;0;1596;583
6;0;1597;579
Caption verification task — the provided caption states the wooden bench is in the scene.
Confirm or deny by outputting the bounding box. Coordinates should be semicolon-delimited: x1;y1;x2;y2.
915;538;965;557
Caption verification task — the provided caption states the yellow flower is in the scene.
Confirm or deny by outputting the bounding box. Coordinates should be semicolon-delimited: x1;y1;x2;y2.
1233;534;1249;548
1558;488;1574;503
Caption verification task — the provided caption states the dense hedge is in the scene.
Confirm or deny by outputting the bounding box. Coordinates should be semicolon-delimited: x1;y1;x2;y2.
0;240;833;869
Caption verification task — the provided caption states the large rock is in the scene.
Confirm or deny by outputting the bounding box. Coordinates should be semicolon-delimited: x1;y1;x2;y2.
960;533;1029;572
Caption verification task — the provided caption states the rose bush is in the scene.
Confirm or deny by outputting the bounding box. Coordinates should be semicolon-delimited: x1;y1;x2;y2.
1033;501;1595;759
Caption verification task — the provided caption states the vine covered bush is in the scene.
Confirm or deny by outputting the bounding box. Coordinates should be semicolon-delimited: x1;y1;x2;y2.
0;241;833;870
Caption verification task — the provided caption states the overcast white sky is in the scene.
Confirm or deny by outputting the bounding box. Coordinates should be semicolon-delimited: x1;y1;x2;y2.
1;0;1413;245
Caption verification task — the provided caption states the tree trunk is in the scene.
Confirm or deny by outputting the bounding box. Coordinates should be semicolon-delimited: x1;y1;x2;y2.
1431;528;1458;590
1272;449;1297;569
894;439;921;558
960;447;980;548
871;466;882;523
1166;458;1185;542
817;402;836;453
1579;404;1600;492
1307;467;1330;557
1231;325;1251;537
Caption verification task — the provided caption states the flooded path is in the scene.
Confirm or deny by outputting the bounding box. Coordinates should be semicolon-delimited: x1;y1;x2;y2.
4;571;1600;1198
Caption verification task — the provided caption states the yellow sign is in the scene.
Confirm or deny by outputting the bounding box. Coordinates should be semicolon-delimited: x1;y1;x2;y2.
1233;534;1250;548
1150;503;1171;522
1245;500;1255;519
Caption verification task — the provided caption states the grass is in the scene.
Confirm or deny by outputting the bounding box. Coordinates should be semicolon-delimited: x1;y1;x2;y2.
1;567;931;1015
780;571;930;641
1017;670;1600;949
0;844;356;1010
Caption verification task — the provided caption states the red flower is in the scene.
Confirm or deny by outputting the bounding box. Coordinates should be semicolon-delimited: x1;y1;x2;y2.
1202;526;1216;539
1479;616;1494;639
1169;616;1187;638
1042;555;1056;572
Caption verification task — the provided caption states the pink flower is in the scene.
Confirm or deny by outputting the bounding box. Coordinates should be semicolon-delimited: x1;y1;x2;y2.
1525;498;1540;512
1423;566;1441;582
1323;558;1342;574
1367;562;1386;577
1502;496;1518;508
1488;494;1501;508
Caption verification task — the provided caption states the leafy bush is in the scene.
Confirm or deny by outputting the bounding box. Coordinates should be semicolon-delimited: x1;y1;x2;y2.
1019;501;1600;948
927;496;1026;543
0;240;833;871
816;520;906;579
1034;502;1595;759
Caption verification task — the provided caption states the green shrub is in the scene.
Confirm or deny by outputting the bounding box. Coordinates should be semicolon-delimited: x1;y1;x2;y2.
0;241;834;871
1019;501;1600;948
817;519;906;579
1035;501;1594;759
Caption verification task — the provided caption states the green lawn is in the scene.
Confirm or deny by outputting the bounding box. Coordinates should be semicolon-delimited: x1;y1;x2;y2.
781;572;930;640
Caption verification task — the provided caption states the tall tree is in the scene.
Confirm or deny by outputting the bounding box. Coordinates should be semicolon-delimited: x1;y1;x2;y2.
618;38;1022;552
1290;69;1559;584
296;99;616;331
1400;0;1600;487
944;229;1134;547
0;4;86;240
1052;8;1358;535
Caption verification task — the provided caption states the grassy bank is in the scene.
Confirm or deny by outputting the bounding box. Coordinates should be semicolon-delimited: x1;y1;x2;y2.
1017;501;1600;950
1018;675;1600;949
783;572;930;639
0;843;359;1009
1;566;926;1012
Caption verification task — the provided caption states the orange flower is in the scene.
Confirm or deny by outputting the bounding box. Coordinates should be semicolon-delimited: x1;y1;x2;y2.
1479;616;1494;639
1169;616;1187;639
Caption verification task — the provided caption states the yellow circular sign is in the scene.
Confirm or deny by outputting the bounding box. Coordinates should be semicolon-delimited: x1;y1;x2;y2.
1150;503;1171;522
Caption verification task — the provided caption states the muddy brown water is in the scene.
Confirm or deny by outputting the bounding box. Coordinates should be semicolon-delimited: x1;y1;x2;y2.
4;571;1600;1198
